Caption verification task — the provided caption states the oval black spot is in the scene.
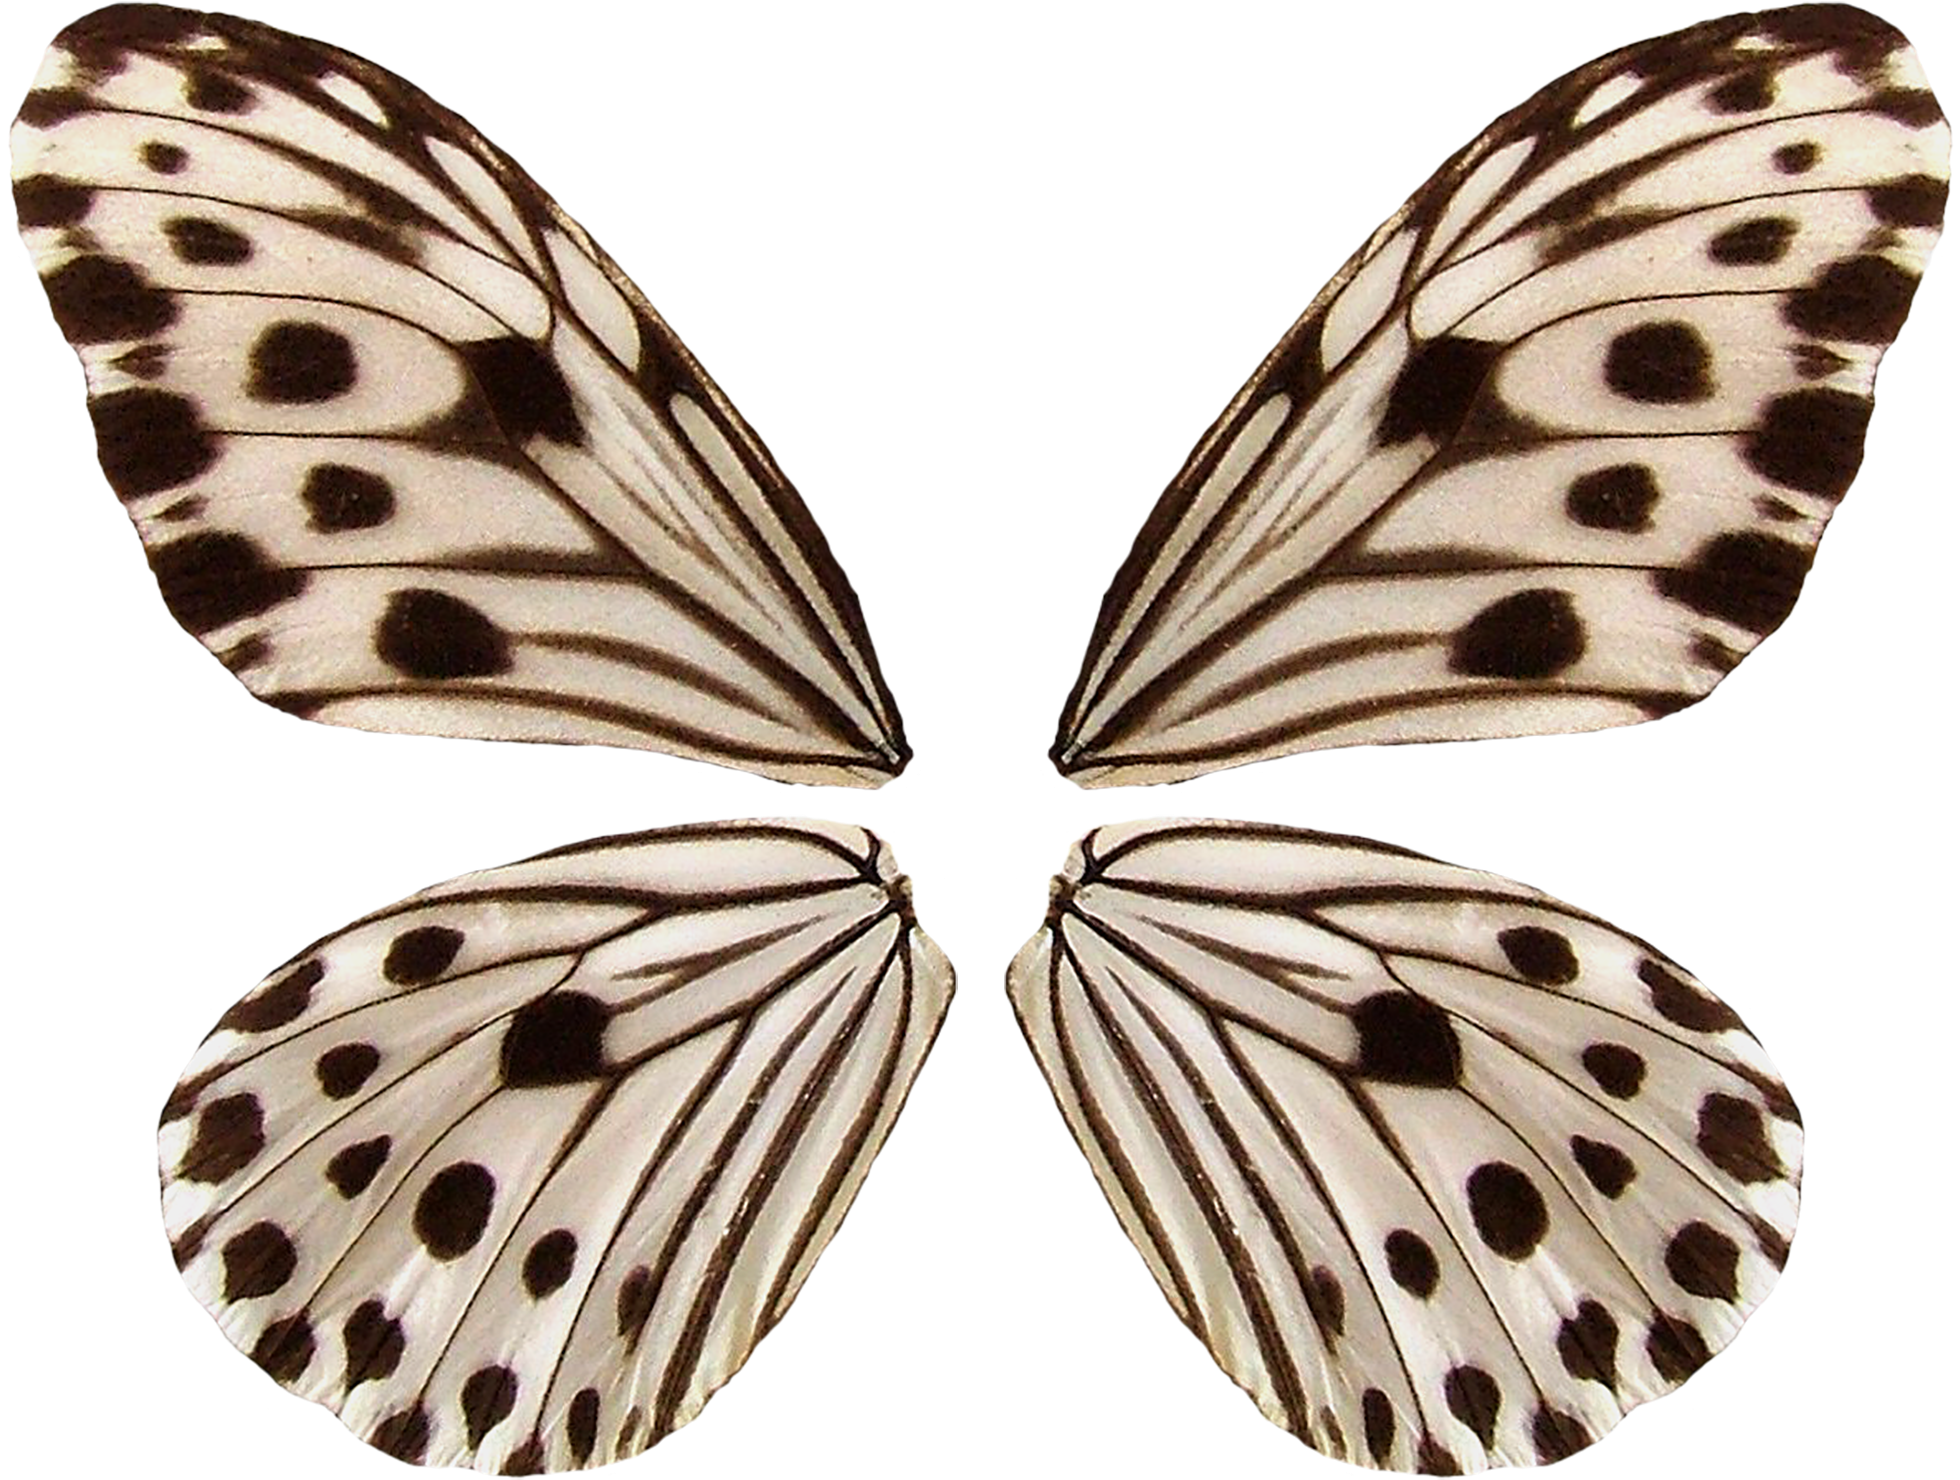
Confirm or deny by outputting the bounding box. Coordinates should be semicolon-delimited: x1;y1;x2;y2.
301;464;395;531
1306;1266;1346;1340
1647;1313;1712;1383
251;1313;316;1384
221;1221;296;1301
142;140;188;174
343;1297;406;1389
164;215;253;265
1710;70;1774;112
1448;588;1586;680
248;320;357;403
1604;321;1715;404
316;1042;380;1098
1773;140;1820;174
502;1436;547;1475
1697;1092;1784;1183
14;174;94;227
375;589;514;680
383;925;464;985
415;1162;496;1260
501;992;611;1088
1444;1365;1501;1449
219;958;322;1033
1871;88;1942;127
326;1136;391;1198
1556;1299;1620;1388
1351;992;1461;1087
1709;215;1796;265
523;1229;578;1298
1784;255;1918;344
617;1265;656;1342
1665;1221;1742;1301
1376;335;1503;447
44;255;178;343
1641;958;1743;1033
1466;1162;1548;1259
178;1092;264;1183
16;88;89;127
1532;1405;1591;1462
1655;531;1811;636
460;334;583;446
1867;174;1948;228
185;68;252;113
89;388;217;500
1565;463;1659;532
461;1364;518;1448
1571;1136;1636;1199
569;1388;601;1463
1362;1388;1396;1463
1744;388;1870;500
1581;1042;1645;1099
1385;1229;1440;1298
151;531;307;635
369;1406;430;1464
1497;925;1579;985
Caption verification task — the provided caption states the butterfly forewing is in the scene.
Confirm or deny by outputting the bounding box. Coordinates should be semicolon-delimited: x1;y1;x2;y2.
1054;5;1948;785
159;820;953;1470
1008;820;1800;1471
13;5;907;785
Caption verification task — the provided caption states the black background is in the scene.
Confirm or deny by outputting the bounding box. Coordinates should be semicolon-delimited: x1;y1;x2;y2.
11;2;1944;1474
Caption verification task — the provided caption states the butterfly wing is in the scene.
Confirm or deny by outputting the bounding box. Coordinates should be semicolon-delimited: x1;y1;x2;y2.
1053;5;1949;785
12;5;907;785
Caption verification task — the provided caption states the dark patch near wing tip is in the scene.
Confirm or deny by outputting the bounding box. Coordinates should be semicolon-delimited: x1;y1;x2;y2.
375;588;514;680
1655;531;1811;636
1604;320;1715;403
1497;925;1578;984
1376;335;1502;446
383;924;465;984
1784;255;1919;343
1640;958;1743;1033
1447;588;1586;680
501;992;612;1087
184;67;252;113
17;88;92;127
461;335;584;446
43;255;177;343
1744;388;1870;499
1697;1092;1785;1183
248;320;358;403
1868;88;1943;127
219;958;322;1033
1867;174;1948;228
1709;69;1774;113
150;530;308;635
178;1092;265;1183
14;175;95;227
1351;991;1462;1087
1666;1221;1742;1301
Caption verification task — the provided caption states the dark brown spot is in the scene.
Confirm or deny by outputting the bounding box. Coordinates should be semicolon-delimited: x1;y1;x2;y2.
1785;255;1919;344
1385;1229;1440;1298
1605;321;1715;403
43;255;177;343
1697;1092;1784;1183
1665;1221;1742;1301
1443;1365;1501;1449
219;959;322;1034
1566;463;1659;532
462;1364;518;1448
501;992;611;1088
1498;925;1579;984
1709;216;1796;265
1306;1267;1345;1340
164;215;254;266
1416;1436;1461;1475
384;925;465;984
501;1435;546;1475
1351;992;1461;1087
615;1407;643;1459
1557;1299;1620;1388
186;68;252;113
1773;140;1820;174
1363;1388;1395;1463
1869;88;1942;127
1642;958;1743;1033
316;1042;380;1098
142;140;188;174
250;1314;315;1383
375;589;513;680
1867;174;1948;229
1532;1405;1591;1461
1710;70;1774;112
617;1265;656;1342
1647;1314;1711;1384
151;531;307;636
301;464;395;531
461;335;583;446
1448;588;1585;680
1377;335;1503;446
326;1136;391;1198
89;389;216;499
569;1389;601;1463
16;88;92;127
221;1221;296;1301
1571;1136;1636;1198
13;175;94;227
248;320;357;403
1466;1162;1548;1259
1756;1220;1792;1270
369;1406;430;1463
1744;388;1871;500
178;1092;264;1183
343;1298;406;1389
1581;1043;1645;1099
415;1162;496;1259
523;1229;578;1298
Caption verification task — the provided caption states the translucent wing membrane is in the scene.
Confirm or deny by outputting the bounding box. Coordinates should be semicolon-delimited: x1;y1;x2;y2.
1009;820;1799;1471
160;820;952;1471
13;5;907;785
1054;5;1948;786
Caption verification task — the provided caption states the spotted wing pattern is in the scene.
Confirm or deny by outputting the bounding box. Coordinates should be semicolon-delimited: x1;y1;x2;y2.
12;5;907;785
159;820;952;1471
1008;820;1799;1471
1054;5;1948;786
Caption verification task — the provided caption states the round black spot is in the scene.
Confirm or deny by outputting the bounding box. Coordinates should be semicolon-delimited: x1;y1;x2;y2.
1466;1162;1548;1259
415;1161;496;1260
1697;1092;1784;1183
141;140;189;174
1350;991;1462;1087
248;320;357;403
1867;175;1948;228
1581;1043;1645;1099
1570;1136;1636;1198
568;1388;601;1463
343;1297;406;1389
501;992;612;1088
301;463;395;531
1565;463;1659;532
1641;958;1743;1033
250;1314;315;1384
1647;1314;1712;1383
44;254;178;343
14;174;95;227
1655;531;1811;636
316;1042;380;1098
164;215;253;265
1497;925;1579;985
523;1229;578;1298
178;1092;264;1183
88;388;217;499
1306;1266;1346;1340
1448;588;1586;680
1362;1388;1396;1463
461;1364;518;1448
1710;69;1775;112
326;1136;391;1198
221;1221;297;1301
1444;1365;1501;1449
1532;1405;1591;1461
616;1265;655;1341
1604;321;1715;404
1709;216;1797;266
369;1406;430;1464
1385;1229;1440;1298
219;958;322;1033
151;530;308;635
1773;140;1819;174
1744;388;1871;500
375;588;514;680
1556;1299;1620;1388
1376;335;1504;447
1784;255;1918;344
383;925;465;984
460;334;584;446
1666;1222;1743;1301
